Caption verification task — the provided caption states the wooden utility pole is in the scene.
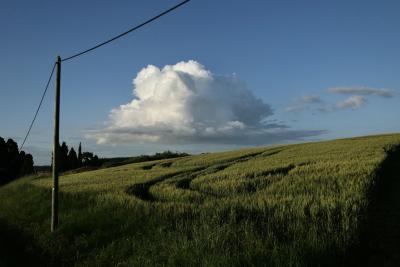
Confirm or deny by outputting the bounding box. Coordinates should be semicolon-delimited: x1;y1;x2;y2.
51;56;61;232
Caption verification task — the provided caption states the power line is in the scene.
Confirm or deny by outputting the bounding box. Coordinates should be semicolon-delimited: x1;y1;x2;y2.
62;0;190;62
19;1;190;152
20;62;56;151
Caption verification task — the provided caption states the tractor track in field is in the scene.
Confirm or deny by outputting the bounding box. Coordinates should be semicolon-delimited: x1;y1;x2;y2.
124;150;279;202
124;167;206;201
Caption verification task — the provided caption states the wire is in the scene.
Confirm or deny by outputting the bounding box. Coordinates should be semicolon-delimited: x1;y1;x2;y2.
62;0;190;62
20;62;56;151
20;1;190;150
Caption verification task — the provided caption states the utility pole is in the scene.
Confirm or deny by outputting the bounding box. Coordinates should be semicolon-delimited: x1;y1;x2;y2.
51;55;61;232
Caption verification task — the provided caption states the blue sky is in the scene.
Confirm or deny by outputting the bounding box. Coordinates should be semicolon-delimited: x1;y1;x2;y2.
1;0;399;165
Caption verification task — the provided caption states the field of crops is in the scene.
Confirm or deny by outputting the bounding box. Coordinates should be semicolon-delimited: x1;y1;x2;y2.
0;133;399;266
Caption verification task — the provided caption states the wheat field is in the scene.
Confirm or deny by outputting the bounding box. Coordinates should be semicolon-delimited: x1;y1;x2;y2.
0;133;399;266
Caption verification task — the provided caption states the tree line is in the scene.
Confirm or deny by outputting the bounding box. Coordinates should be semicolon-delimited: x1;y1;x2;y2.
1;136;187;185
56;142;100;172
0;137;34;185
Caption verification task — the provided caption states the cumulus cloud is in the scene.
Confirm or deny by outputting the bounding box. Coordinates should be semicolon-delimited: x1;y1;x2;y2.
336;95;365;109
88;60;325;145
328;86;394;97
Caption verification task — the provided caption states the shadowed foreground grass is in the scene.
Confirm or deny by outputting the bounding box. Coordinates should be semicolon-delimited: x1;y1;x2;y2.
0;134;399;266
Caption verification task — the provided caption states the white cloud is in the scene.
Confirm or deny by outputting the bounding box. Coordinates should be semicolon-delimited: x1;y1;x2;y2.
88;60;324;145
285;95;322;112
285;105;304;112
328;86;394;97
287;85;394;114
336;95;365;109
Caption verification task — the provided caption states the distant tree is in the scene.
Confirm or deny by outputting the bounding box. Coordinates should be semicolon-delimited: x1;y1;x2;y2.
19;151;26;176
77;142;82;167
67;148;79;170
0;137;7;182
59;142;69;172
81;152;101;167
0;137;6;163
0;137;34;184
19;152;34;176
6;138;20;179
25;154;34;175
92;155;100;166
53;141;100;171
82;152;93;165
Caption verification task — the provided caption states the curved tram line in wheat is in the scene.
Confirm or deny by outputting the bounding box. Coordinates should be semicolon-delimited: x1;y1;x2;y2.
124;149;305;202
